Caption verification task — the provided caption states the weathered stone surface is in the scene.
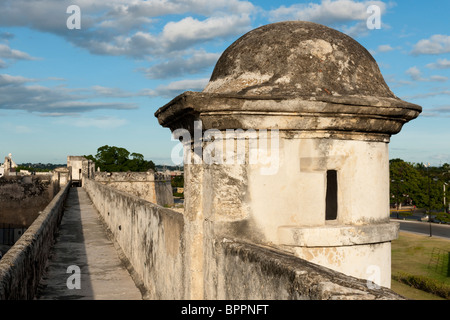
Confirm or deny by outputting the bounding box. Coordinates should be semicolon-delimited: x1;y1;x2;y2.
67;155;95;184
214;239;404;300
0;183;70;299
156;92;420;142
0;176;58;228
155;21;421;142
278;222;400;247
152;21;420;297
35;188;143;300
206;21;395;98
83;179;186;299
81;178;404;300
94;171;174;206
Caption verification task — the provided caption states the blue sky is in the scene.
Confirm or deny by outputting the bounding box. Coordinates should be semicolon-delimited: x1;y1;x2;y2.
0;0;449;166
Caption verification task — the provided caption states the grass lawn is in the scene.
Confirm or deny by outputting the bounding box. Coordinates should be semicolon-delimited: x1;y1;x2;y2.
391;279;446;300
391;232;450;300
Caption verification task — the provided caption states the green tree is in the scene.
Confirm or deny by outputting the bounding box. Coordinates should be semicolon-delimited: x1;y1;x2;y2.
390;159;425;209
126;152;156;172
15;165;51;173
171;175;184;188
390;159;449;212
86;145;156;173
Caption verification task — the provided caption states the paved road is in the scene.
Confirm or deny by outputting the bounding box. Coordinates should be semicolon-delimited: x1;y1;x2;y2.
35;187;143;300
393;219;450;239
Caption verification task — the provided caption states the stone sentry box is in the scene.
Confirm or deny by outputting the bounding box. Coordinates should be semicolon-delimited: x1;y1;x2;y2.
155;21;421;290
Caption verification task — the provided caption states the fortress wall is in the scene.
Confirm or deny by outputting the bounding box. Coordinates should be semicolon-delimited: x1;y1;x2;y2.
94;171;174;207
83;178;403;300
208;239;403;300
0;182;71;300
0;175;60;228
83;178;186;299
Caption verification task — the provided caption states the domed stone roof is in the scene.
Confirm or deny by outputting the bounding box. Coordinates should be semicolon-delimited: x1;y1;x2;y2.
204;21;393;99
156;21;421;142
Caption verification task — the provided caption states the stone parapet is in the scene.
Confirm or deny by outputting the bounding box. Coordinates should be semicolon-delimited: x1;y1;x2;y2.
94;171;173;206
0;182;71;299
212;239;404;300
82;178;404;300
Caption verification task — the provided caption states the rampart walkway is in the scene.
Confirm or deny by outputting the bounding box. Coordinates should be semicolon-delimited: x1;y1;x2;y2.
35;187;142;300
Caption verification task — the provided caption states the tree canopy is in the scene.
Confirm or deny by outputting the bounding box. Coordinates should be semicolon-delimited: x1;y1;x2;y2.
85;145;156;173
389;158;450;211
171;175;184;188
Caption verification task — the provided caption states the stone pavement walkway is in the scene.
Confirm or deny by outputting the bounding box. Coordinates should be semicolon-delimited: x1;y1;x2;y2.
35;187;143;300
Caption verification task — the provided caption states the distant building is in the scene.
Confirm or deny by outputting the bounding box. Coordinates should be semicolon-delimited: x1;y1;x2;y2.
67;156;95;186
2;153;18;176
163;169;183;178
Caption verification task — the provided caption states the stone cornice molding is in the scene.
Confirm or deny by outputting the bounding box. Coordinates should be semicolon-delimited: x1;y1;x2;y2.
155;91;421;142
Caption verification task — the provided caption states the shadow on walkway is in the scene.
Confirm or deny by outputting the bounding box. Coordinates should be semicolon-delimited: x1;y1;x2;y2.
35;186;142;300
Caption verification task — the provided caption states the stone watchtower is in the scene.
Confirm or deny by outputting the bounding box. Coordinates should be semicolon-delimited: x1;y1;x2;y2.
155;21;421;292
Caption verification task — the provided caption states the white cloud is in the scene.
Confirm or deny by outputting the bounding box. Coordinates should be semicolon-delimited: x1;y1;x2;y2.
52;114;128;129
405;66;424;81
268;0;388;35
267;0;394;38
429;105;450;113
426;58;450;69
0;0;256;80
377;44;394;53
73;12;250;79
70;116;128;129
39;112;79;117
98;14;154;33
120;32;159;57
88;78;210;101
370;44;396;55
46;77;66;82
383;74;412;88
339;21;372;37
0;74;36;86
0;73;138;114
0;44;38;61
142;51;220;79
405;67;448;82
91;85;135;98
411;34;450;55
161;14;251;51
0;0;254;55
402;89;450;100
422;105;450;118
0;32;14;41
429;75;448;82
142;78;209;98
113;0;255;19
91;13;251;58
0;42;39;69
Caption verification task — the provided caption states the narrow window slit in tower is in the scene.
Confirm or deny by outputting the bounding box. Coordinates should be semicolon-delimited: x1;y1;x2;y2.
326;170;338;221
